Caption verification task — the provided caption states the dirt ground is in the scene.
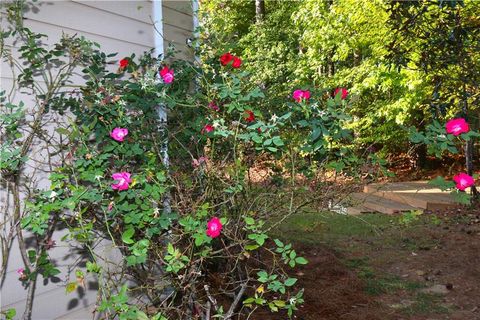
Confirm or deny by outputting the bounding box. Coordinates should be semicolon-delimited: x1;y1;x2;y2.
254;208;480;320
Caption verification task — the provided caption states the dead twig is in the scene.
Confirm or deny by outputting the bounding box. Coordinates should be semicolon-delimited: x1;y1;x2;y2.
224;282;248;320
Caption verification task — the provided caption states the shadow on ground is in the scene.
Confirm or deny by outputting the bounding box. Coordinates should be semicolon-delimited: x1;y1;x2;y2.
256;210;480;320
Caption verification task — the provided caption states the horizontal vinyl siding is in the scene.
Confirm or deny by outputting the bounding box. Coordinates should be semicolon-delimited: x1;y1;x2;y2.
71;0;154;24
1;1;194;318
162;0;194;61
163;6;193;32
21;1;155;47
163;0;193;15
0;1;157;319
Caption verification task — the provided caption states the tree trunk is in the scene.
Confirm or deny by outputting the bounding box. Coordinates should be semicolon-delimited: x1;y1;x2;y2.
255;0;265;23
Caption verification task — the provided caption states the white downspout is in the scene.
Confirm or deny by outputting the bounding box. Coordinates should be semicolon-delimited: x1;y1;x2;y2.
153;0;164;58
192;0;200;64
153;0;171;214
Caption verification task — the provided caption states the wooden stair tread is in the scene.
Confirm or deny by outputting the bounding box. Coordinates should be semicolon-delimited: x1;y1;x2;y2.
363;181;457;210
351;193;419;215
346;206;375;215
365;181;439;192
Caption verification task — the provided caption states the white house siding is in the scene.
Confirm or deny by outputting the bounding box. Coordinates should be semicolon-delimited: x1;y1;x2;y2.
162;0;194;61
0;1;194;319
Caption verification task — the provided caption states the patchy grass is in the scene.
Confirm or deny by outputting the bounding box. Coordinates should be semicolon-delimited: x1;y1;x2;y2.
345;257;425;296
402;293;451;316
268;210;458;318
269;211;396;245
270;210;443;249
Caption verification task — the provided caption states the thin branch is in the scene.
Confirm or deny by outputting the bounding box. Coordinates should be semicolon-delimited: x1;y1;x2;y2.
224;282;248;320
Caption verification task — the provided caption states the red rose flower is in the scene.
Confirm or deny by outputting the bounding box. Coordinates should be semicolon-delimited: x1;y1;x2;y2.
334;87;348;100
244;110;255;123
292;89;311;103
232;56;242;68
119;58;129;68
220;52;234;66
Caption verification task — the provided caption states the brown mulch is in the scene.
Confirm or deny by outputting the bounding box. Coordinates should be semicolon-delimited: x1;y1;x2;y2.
250;244;395;320
250;209;480;320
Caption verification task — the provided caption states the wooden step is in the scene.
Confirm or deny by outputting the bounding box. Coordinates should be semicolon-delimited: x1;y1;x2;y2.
364;182;457;210
346;206;374;215
350;193;420;215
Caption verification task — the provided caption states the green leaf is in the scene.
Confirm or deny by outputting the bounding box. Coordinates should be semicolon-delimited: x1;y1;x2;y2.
452;191;471;205
289;250;297;260
244;217;255;225
284;278;297;286
245;244;260;250
193;232;210;246
5;308;16;319
273;300;286;307
66;282;77;294
55;127;70;135
428;176;454;191
136;311;149;320
295;257;308;265
156;171;166;182
167;243;175;255
274;239;284;247
272;136;284;146
121;228;135;244
28;250;36;264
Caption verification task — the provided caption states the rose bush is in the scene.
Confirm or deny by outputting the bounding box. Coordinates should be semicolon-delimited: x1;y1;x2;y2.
410;117;479;204
18;47;312;319
5;3;385;316
16;42;377;319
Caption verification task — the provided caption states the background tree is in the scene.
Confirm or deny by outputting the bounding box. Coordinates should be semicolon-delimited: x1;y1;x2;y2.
199;0;480;172
387;0;479;194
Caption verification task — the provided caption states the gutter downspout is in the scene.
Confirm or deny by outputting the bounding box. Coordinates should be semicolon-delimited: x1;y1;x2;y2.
153;0;171;214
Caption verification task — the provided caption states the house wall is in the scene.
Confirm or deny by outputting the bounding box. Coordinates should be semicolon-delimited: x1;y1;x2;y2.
162;0;195;61
0;1;194;319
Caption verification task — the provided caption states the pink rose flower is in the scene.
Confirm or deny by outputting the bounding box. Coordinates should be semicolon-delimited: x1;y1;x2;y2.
160;66;174;84
445;118;469;136
192;156;208;168
206;217;223;238
203;124;214;133
208;101;220;112
334;87;348;100
17;268;25;276
111;172;132;191
110;128;129;142
453;173;475;191
292;89;311;103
